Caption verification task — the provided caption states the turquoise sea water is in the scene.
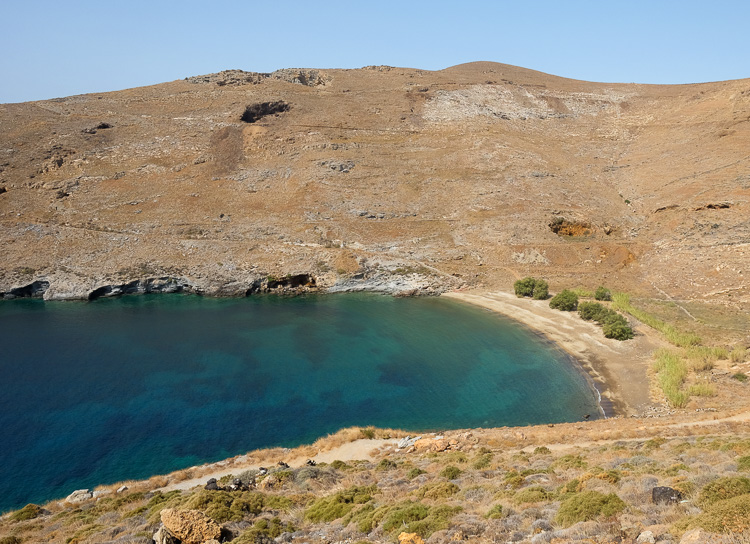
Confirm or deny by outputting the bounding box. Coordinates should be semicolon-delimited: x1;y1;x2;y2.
0;293;600;512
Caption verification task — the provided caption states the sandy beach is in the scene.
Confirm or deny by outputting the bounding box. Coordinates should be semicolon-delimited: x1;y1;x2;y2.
443;290;662;417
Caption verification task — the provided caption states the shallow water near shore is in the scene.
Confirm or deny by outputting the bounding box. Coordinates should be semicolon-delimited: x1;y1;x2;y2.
0;292;600;512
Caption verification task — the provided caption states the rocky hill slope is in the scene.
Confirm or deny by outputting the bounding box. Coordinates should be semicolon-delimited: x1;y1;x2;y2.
0;62;748;303
3;420;750;544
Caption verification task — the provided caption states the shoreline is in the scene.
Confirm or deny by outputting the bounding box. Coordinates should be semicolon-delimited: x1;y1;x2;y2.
443;290;660;418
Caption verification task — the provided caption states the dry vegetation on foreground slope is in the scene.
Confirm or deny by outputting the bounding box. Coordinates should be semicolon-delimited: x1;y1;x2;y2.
3;421;750;544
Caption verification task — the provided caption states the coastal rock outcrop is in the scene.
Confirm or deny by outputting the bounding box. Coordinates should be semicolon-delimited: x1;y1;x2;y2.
87;277;194;300
160;508;221;544
65;489;93;503
1;280;49;299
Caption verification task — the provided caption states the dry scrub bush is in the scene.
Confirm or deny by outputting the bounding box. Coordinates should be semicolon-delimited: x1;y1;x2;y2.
554;491;626;527
730;346;748;363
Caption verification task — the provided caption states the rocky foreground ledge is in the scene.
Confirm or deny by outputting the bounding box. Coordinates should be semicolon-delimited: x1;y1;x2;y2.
3;417;750;544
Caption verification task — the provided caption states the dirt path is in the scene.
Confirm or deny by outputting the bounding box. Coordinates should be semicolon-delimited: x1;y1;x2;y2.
443;290;663;417
161;438;397;492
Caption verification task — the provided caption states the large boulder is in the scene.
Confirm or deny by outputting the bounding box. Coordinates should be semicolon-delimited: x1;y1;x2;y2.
160;508;222;544
652;486;683;504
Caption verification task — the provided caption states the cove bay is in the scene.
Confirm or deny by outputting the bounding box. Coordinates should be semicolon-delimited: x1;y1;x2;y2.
0;293;600;512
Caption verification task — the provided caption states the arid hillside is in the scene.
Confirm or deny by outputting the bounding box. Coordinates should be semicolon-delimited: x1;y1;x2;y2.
0;62;748;304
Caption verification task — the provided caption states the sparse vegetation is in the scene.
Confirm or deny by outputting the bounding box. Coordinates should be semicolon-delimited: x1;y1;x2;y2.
731;346;748;363
305;485;377;522
549;289;579;311
698;476;750;506
9;503;42;522
440;465;462;480
612;292;701;347
653;348;689;408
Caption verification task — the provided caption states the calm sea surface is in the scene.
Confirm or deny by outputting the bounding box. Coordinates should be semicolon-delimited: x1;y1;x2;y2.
0;293;600;512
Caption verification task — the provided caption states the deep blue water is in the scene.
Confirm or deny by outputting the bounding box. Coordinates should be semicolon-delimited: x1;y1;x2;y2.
0;293;600;512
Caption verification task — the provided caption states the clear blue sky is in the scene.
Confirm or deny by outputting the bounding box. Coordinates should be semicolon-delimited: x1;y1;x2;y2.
2;0;749;103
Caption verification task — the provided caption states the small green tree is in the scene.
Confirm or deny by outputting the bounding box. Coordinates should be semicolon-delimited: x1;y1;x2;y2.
603;320;635;340
532;279;549;300
514;277;537;297
578;301;606;321
594;286;612;301
549;290;579;311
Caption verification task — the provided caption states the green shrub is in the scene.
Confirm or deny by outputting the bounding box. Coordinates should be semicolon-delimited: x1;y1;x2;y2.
549;290;578;311
440;466;462;480
687;494;750;533
578;301;606;321
532;279;549;300
0;537;22;544
485;503;504;519
382;502;461;538
408;467;427;479
472;453;493;470
234;517;296;543
737;456;750;472
305;485;377;522
9;503;42;522
360;427;376;439
513;486;551;504
594;286;612;301
732;373;748;383
698;477;750;506
376;458;397;471
555;491;626;527
414;482;459;500
331;460;349;470
603;319;635;340
514;277;537;297
533;446;551;455
552;455;587;470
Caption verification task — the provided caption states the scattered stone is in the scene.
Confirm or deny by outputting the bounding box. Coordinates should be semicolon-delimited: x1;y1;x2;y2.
397;436;422;449
116;485;128;493
160;508;221;544
652;486;683;505
204;478;219;491
679;528;731;543
153;525;180;544
92;489;111;499
637;530;656;544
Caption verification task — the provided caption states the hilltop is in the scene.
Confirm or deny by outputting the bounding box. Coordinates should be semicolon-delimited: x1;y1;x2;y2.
0;62;747;308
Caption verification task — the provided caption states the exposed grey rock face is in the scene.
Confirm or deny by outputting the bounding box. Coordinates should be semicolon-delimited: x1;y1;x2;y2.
328;272;449;296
